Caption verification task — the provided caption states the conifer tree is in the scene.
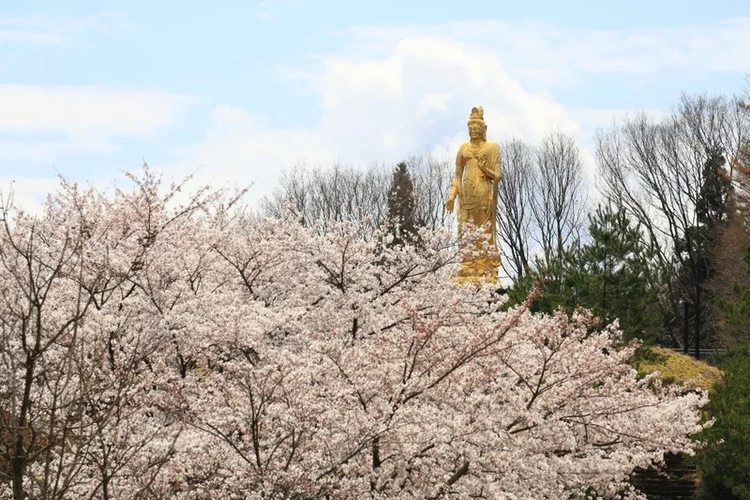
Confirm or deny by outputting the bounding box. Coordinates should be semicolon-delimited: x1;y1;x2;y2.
386;162;420;247
508;204;663;343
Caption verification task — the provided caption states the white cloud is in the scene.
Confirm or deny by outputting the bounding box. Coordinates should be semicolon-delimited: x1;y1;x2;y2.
169;105;335;200
8;16;749;214
0;12;125;45
419;92;452;114
173;34;583;210
0;85;197;160
317;36;578;155
191;16;750;209
255;1;278;21
177;14;749;211
254;0;302;21
339;18;750;86
0;137;115;162
567;108;668;134
0;85;195;135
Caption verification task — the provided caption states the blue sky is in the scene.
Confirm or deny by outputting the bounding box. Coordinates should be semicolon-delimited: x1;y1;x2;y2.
1;0;749;211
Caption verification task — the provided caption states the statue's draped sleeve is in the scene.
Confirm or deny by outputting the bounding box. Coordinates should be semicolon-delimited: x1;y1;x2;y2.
487;143;500;239
493;143;501;181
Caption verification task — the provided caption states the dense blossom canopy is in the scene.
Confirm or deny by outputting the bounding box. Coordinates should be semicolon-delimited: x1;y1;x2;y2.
0;169;707;499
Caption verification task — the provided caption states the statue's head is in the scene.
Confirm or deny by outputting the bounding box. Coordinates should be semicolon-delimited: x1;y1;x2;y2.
467;106;487;141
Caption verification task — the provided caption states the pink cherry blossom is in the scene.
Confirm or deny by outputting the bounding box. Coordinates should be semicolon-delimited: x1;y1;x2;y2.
0;167;708;499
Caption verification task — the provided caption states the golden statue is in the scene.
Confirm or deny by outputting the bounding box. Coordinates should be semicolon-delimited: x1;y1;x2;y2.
446;106;501;284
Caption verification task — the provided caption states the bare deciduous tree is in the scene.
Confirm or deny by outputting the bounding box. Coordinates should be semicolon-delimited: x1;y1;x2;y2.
595;92;748;346
261;162;391;237
403;153;453;231
597;94;745;274
531;131;587;263
261;154;453;237
496;139;536;279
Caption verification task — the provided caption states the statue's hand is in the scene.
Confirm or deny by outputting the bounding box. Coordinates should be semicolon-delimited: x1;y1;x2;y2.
446;184;459;213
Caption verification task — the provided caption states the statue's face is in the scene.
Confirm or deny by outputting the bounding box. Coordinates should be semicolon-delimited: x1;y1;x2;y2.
468;122;484;140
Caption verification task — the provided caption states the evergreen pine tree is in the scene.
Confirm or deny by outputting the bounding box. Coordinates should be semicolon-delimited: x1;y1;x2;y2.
386;162;420;247
507;204;663;343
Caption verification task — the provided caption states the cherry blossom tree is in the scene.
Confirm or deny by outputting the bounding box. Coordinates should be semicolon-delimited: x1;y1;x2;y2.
1;168;708;499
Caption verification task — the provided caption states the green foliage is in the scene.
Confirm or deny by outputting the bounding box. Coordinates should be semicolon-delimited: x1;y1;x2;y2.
693;251;750;499
718;250;750;343
694;347;750;499
506;254;569;314
507;204;663;343
697;149;731;231
670;151;732;348
675;151;729;287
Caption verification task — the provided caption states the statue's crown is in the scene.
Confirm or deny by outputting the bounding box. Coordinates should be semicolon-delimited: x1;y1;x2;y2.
469;106;484;122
